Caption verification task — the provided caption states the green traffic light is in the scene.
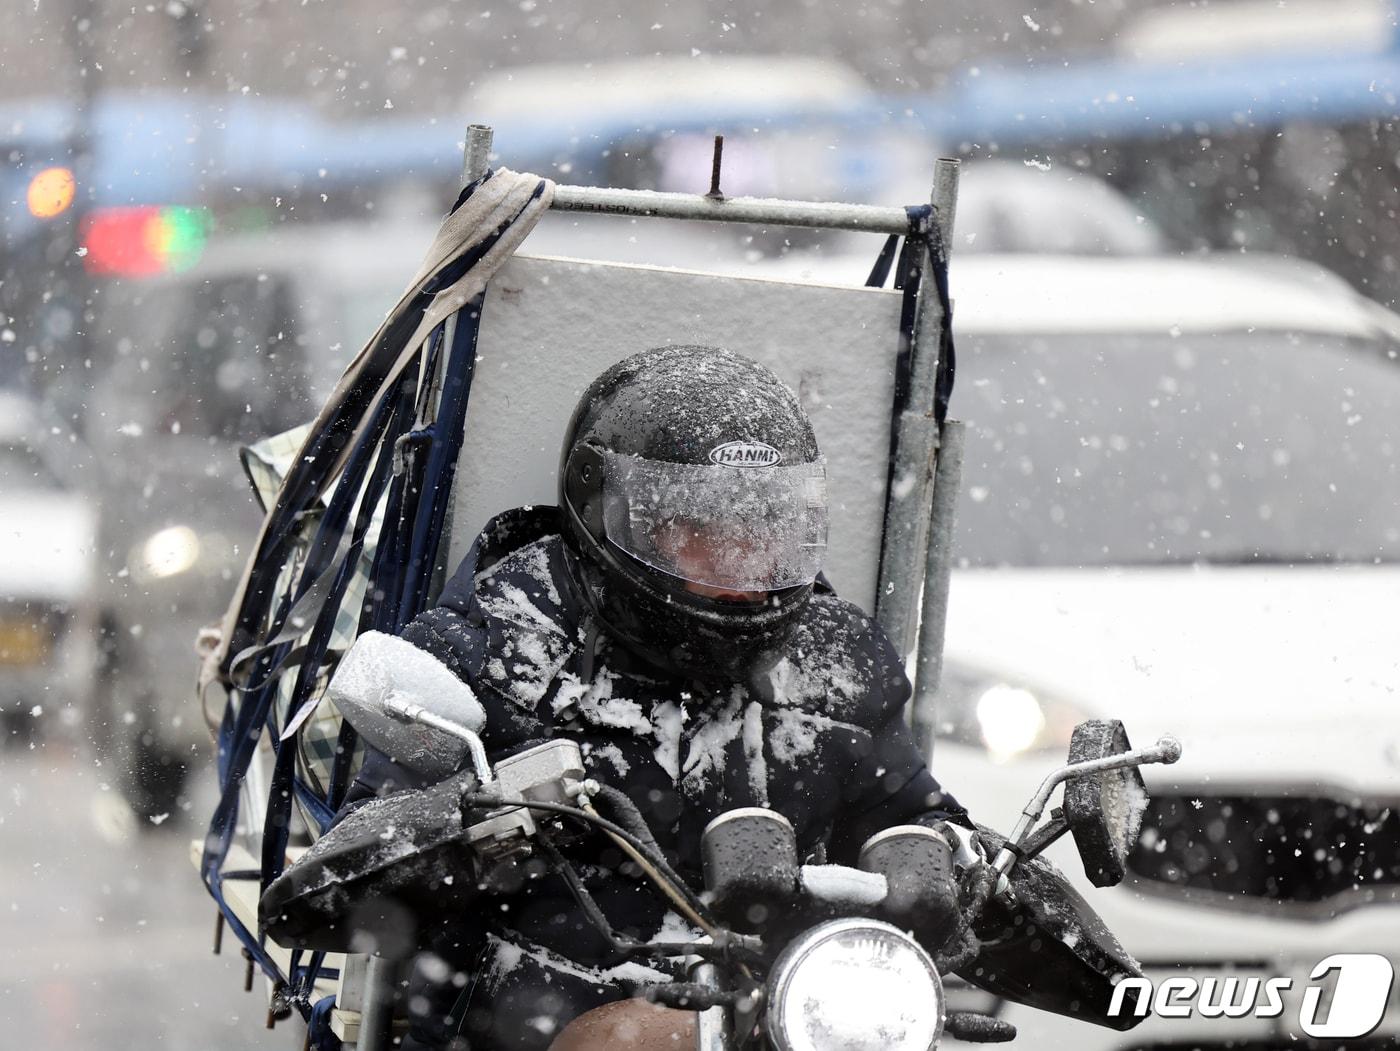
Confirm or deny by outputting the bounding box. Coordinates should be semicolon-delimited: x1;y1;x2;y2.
156;206;211;271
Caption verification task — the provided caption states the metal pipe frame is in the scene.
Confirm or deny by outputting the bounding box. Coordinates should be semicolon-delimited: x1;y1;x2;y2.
913;418;966;712
463;124;494;186
464;123;915;235
457;124;961;667
873;157;961;658
355;954;398;1051
691;961;732;1051
550;183;915;234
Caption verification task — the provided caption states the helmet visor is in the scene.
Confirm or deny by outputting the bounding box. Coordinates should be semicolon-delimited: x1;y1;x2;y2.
600;450;828;592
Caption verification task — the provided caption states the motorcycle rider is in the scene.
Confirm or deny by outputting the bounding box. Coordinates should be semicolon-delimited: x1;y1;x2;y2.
337;345;972;1050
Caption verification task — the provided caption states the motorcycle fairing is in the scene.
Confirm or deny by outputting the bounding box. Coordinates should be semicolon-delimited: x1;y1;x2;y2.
259;770;482;954
957;824;1149;1031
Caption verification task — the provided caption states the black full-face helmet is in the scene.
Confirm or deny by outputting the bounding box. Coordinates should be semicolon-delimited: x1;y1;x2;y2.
558;346;828;683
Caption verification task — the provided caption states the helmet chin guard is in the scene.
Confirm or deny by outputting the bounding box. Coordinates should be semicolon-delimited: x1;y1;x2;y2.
558;346;826;682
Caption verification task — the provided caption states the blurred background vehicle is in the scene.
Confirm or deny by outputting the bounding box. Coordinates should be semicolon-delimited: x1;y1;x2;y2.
0;391;98;747
82;220;432;819
921;0;1400;312
921;252;1400;1050
745;241;1400;1043
929;161;1167;256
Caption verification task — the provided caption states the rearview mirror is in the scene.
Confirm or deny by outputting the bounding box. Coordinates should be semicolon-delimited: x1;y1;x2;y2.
1063;719;1149;888
327;631;487;780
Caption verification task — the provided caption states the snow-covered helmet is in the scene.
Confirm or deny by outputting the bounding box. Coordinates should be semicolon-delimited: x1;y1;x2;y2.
558;346;828;682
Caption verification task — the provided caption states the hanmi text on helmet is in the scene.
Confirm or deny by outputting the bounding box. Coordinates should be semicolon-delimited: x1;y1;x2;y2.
710;441;783;468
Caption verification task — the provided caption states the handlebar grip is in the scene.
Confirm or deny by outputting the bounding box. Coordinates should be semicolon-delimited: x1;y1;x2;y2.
857;825;962;948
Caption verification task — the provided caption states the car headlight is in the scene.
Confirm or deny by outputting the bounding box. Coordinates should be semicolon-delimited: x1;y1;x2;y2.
135;525;201;579
925;662;1091;763
976;683;1045;757
766;919;943;1051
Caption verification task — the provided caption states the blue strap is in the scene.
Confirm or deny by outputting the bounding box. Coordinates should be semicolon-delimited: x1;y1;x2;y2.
257;288;487;1002
220;289;435;664
887;203;955;424
284;946;336;1020
216;172;541;683
325;715;362;813
874;205;959;584
357;317;450;633
866;234;901;288
306;994;341;1050
260;372;422;881
398;293;485;621
207;361;411;851
924;212;957;426
896;205;934;414
223;292;487;1001
202;366;420;986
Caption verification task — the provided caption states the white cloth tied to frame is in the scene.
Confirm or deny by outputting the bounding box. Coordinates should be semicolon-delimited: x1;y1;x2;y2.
209;167;555;682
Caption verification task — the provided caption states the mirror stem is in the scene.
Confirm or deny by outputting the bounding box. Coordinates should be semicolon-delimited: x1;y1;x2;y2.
382;696;494;784
992;735;1181;875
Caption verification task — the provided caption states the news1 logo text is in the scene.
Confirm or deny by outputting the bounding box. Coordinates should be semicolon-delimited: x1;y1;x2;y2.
1109;954;1396;1039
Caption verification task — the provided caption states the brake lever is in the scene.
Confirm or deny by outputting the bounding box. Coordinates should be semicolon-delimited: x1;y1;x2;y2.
943;823;1012;901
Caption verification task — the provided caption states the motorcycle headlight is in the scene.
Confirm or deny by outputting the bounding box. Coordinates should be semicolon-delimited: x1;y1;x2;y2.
766;919;943;1051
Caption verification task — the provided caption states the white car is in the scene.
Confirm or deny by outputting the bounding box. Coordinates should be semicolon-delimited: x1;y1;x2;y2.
917;253;1400;1047
879;159;1169;257
0;392;98;743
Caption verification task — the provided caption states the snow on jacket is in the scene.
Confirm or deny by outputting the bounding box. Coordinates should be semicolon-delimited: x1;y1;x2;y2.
342;505;968;1043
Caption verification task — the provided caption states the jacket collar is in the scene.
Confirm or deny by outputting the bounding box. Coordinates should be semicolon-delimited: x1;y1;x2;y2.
435;504;570;617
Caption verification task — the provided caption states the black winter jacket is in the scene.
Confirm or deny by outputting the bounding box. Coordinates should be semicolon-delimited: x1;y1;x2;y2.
343;506;968;1047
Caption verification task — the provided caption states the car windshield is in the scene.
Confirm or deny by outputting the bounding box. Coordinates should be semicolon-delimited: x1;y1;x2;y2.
0;441;60;492
954;330;1400;567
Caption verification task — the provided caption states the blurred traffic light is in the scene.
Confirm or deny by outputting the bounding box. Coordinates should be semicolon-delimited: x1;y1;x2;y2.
80;206;212;276
25;167;76;219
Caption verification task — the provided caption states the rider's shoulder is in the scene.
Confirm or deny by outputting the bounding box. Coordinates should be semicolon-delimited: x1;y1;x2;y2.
430;506;582;712
435;505;569;615
767;592;907;726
